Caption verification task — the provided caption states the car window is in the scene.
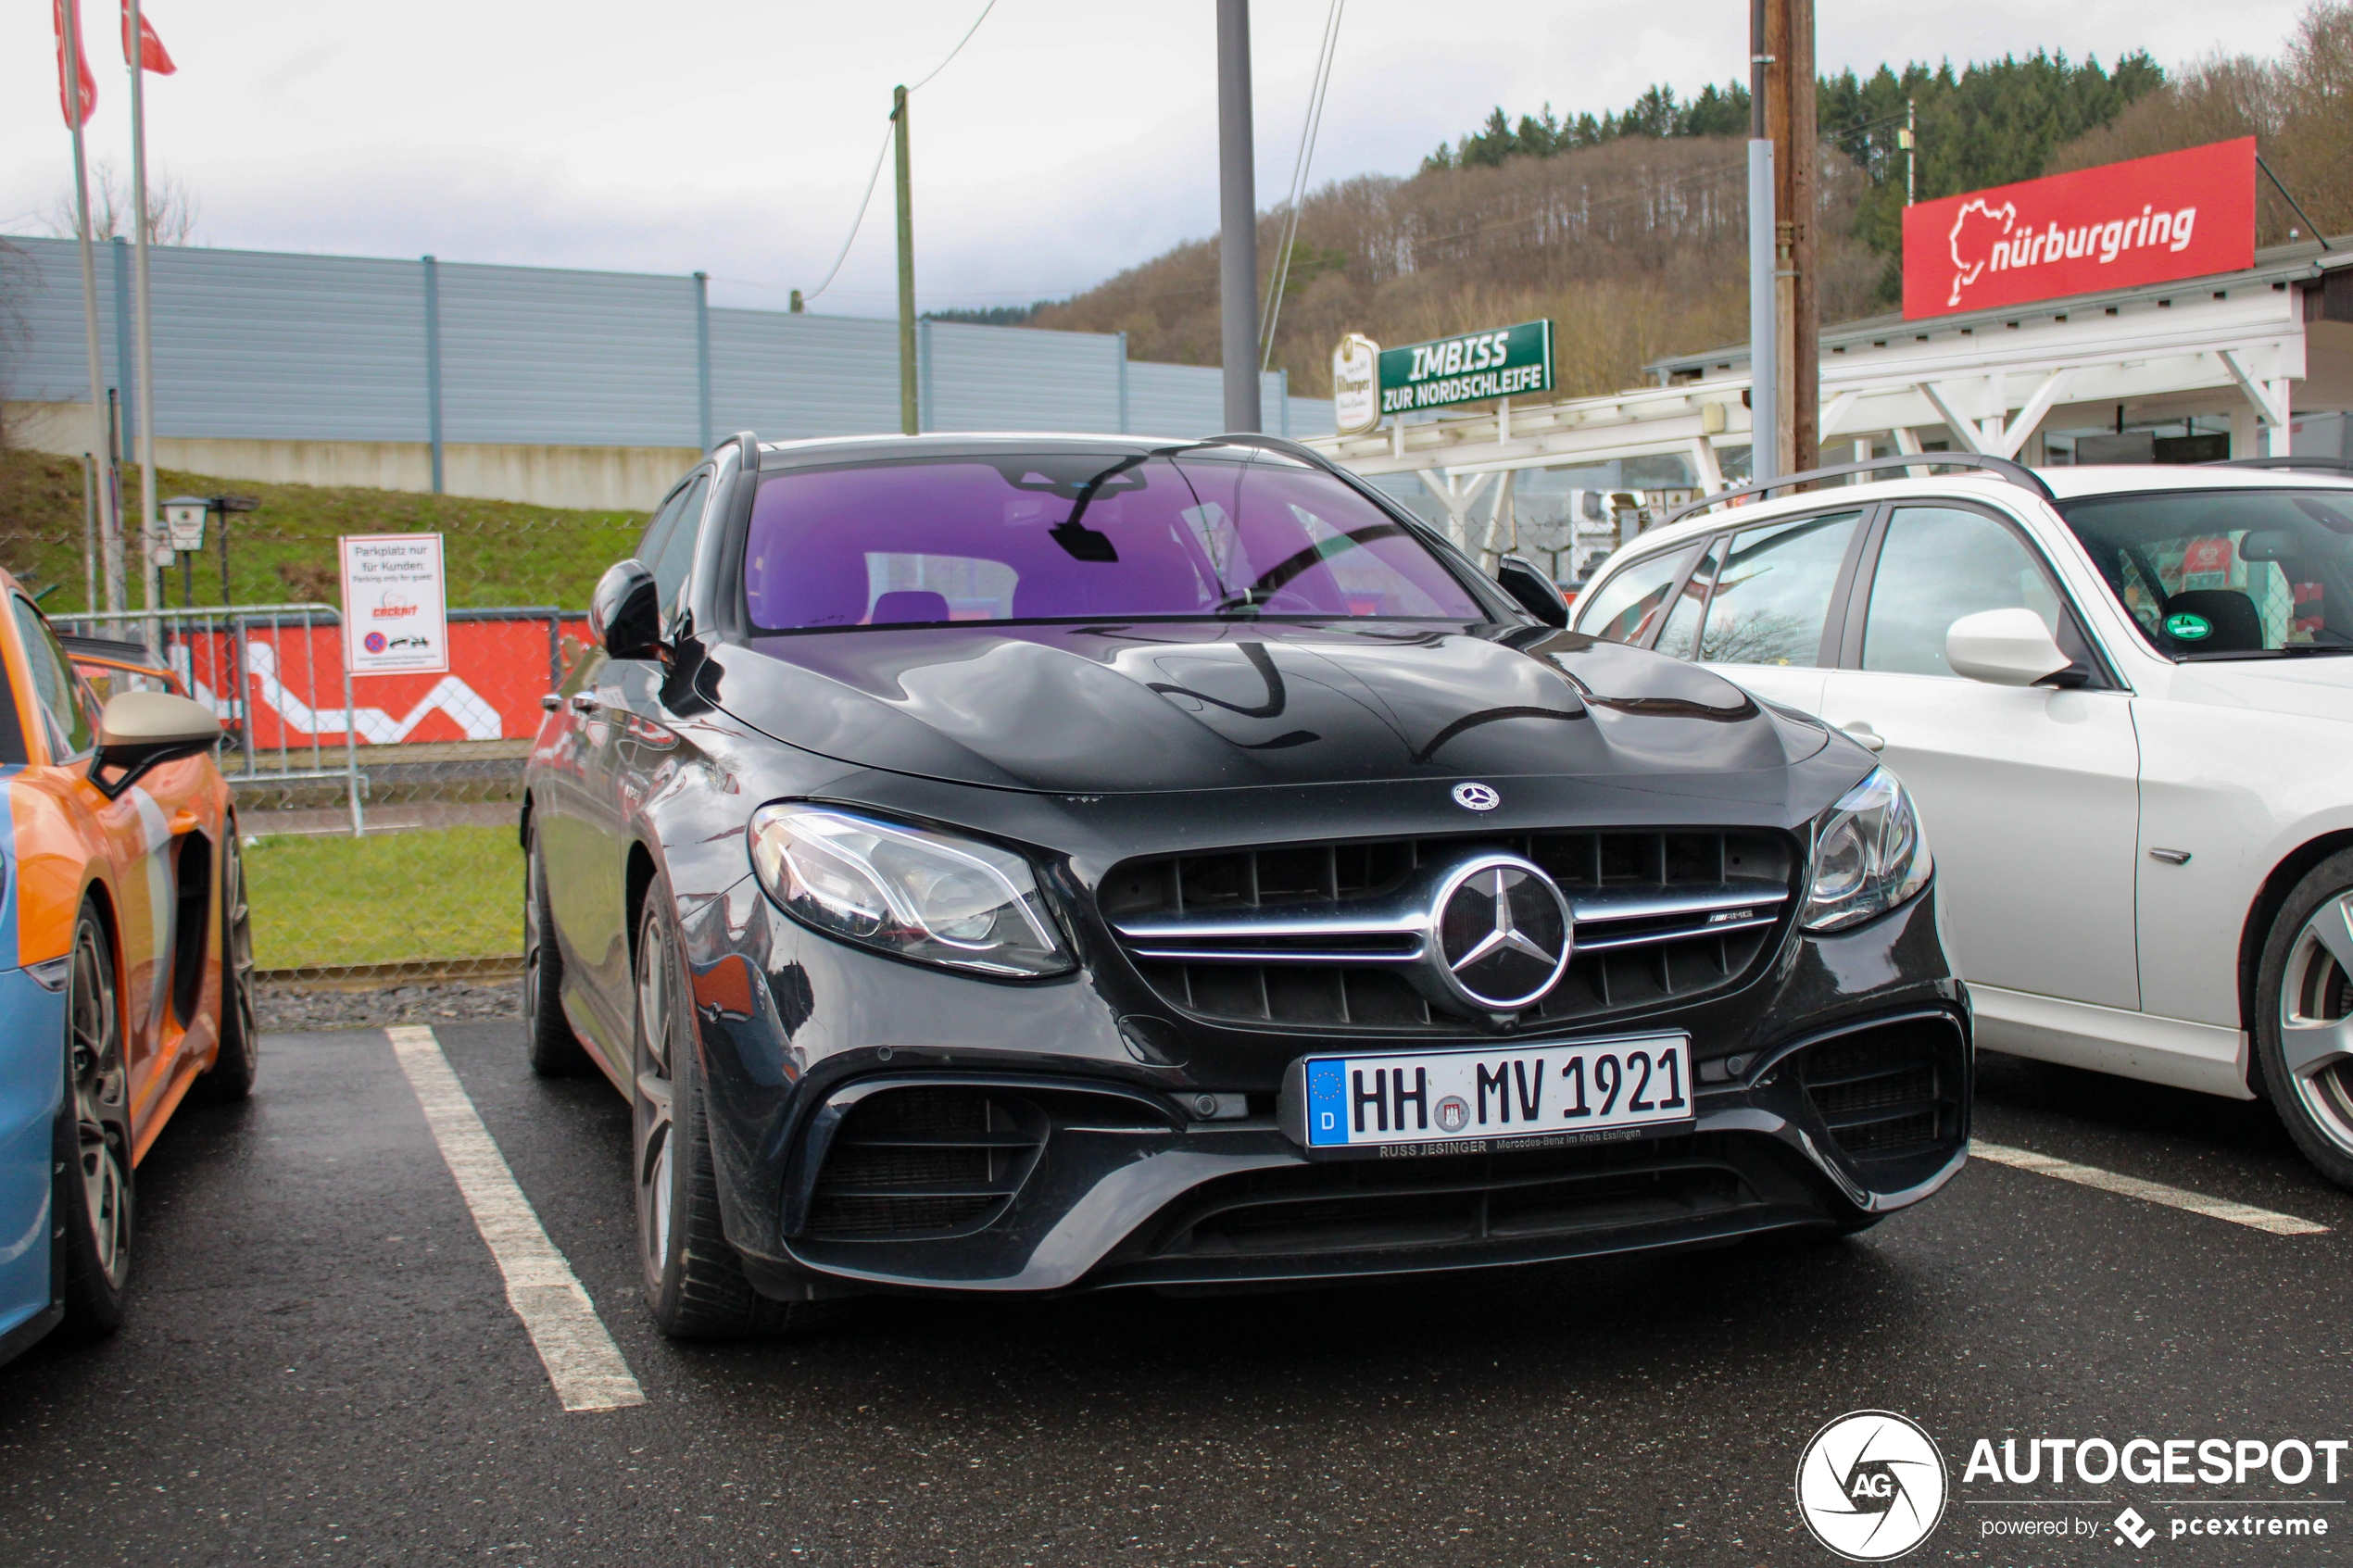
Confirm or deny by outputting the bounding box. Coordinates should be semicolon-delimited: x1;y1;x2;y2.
1862;506;2063;677
1697;510;1862;667
2057;486;2353;658
1653;539;1723;659
650;474;710;608
741;453;1486;631
12;598;94;759
1571;546;1694;645
635;482;692;581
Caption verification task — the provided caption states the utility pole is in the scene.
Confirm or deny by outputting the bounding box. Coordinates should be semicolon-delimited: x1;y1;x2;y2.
1764;0;1818;479
59;0;120;613
1216;0;1262;433
894;84;918;436
128;0;161;624
1745;0;1778;485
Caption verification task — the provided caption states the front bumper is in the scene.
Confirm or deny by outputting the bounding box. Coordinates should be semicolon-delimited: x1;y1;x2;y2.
680;872;1967;1298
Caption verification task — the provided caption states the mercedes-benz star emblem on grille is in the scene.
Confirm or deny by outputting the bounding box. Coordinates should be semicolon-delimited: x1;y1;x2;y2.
1428;853;1573;1011
1452;782;1501;812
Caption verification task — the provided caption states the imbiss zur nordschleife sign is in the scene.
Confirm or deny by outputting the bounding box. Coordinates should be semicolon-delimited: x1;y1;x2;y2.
1377;320;1554;416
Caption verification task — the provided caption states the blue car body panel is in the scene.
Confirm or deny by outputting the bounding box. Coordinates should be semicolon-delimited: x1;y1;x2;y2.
0;779;63;1359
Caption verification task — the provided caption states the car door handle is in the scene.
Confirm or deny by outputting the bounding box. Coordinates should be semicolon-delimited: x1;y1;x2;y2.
570;693;601;714
1837;721;1885;752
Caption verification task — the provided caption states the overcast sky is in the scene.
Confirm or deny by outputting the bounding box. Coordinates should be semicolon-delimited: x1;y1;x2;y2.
1;1;2313;316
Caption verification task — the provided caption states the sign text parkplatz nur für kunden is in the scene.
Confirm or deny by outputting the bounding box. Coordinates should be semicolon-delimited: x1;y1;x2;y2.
1378;320;1554;415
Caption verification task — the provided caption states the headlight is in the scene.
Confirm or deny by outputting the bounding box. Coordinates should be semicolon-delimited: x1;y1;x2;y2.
1801;768;1931;932
747;803;1073;977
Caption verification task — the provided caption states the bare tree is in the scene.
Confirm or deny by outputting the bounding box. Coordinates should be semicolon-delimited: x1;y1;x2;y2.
44;159;201;246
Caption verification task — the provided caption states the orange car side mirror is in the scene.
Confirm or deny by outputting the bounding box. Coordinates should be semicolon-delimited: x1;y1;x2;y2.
92;690;221;798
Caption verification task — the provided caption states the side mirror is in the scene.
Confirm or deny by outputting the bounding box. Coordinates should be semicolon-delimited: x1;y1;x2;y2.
590;558;662;660
1944;608;2070;686
1494;554;1570;628
93;690;220;797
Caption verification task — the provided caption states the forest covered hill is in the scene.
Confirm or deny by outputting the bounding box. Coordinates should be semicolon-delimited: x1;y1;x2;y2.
1013;6;2348;403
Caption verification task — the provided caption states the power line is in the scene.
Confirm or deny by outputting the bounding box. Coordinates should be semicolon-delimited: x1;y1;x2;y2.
799;0;1000;306
799;126;897;304
1261;0;1344;371
906;0;1000;93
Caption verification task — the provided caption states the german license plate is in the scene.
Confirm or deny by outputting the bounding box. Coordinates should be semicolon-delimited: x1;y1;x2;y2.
1283;1033;1693;1156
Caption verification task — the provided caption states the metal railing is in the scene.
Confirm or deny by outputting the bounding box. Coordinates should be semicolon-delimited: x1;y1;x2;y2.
55;602;367;835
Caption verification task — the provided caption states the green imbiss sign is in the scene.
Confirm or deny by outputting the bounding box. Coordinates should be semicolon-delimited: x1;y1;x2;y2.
1378;320;1553;415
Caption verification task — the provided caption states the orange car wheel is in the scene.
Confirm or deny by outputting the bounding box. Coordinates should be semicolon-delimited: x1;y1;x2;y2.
58;903;131;1336
193;832;258;1104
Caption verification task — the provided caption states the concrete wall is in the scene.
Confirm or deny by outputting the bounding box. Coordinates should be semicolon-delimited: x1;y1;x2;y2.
7;400;698;510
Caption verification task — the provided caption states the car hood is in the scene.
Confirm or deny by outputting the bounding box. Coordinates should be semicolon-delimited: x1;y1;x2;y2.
698;621;1831;796
2160;653;2353;724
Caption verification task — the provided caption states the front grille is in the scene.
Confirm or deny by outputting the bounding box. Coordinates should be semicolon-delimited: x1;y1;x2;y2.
1146;1139;1755;1259
805;1086;1047;1240
1799;1018;1963;1163
1102;829;1794;1031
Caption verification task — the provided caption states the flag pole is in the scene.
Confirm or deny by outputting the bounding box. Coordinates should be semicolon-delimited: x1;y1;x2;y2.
127;0;160;637
61;0;120;613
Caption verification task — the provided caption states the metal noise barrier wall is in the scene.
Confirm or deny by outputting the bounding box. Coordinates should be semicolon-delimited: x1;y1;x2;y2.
2;235;1332;449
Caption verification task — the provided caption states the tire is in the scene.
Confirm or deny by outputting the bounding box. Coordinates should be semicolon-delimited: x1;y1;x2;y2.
191;831;258;1104
57;904;132;1337
522;822;590;1077
2254;849;2353;1190
630;888;809;1339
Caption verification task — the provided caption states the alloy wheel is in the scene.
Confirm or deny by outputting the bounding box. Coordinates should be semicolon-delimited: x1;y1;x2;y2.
223;836;258;1051
70;916;131;1289
522;841;547;1034
2280;890;2353;1158
633;916;677;1281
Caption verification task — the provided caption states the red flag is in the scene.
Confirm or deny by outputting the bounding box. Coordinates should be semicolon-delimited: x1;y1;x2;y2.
54;0;97;127
120;1;175;74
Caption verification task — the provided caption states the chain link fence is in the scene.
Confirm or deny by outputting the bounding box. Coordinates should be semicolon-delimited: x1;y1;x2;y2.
11;511;637;985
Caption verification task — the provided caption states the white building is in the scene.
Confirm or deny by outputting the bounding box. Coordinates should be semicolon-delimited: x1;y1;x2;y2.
1310;235;2353;584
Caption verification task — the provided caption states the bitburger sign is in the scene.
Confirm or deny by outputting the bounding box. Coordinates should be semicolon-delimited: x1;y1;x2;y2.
1901;137;2257;320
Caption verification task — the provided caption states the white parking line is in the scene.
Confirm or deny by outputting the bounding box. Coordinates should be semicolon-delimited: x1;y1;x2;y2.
386;1025;647;1412
1970;1139;2331;1236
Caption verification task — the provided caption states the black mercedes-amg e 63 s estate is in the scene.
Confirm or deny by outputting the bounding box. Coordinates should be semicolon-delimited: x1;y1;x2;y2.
522;431;1969;1336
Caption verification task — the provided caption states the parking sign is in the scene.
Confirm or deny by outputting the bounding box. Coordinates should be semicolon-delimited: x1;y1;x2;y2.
339;533;449;675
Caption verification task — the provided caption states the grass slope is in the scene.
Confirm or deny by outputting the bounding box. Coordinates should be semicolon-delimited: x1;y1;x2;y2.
0;449;647;615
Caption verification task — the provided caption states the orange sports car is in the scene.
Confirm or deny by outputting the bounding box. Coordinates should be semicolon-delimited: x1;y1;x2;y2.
0;594;254;1365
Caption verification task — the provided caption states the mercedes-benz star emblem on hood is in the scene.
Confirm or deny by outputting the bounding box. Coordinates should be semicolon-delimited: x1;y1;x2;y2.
1452;782;1501;812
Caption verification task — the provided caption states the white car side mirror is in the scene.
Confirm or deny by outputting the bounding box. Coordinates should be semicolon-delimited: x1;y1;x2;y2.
1945;608;2070;686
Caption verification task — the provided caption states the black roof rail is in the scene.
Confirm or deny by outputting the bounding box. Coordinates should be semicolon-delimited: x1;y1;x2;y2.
2208;455;2353;474
1661;451;2056;528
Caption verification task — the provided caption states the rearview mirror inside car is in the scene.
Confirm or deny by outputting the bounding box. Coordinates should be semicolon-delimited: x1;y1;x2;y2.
590;558;663;660
1945;608;2070;686
1494;554;1570;627
93;690;221;797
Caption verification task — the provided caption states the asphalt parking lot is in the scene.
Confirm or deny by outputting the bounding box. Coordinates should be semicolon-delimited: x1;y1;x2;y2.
2;1023;2347;1568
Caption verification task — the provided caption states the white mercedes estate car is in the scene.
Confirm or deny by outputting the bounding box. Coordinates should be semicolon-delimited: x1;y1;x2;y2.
1569;454;2353;1187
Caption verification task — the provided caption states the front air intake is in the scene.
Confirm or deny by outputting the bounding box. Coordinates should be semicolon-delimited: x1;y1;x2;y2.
804;1086;1047;1241
1798;1016;1966;1164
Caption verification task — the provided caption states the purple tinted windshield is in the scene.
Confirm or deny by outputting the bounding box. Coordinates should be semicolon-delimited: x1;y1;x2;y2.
742;451;1485;631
